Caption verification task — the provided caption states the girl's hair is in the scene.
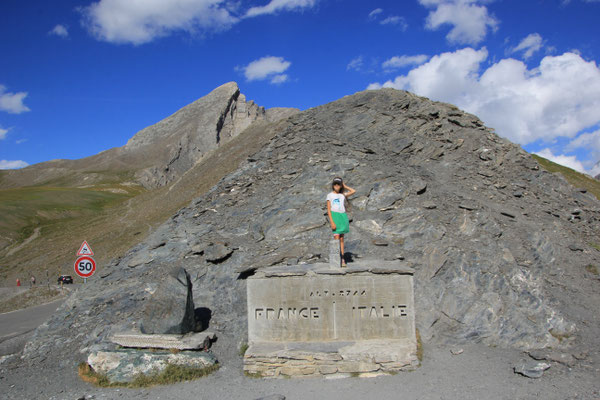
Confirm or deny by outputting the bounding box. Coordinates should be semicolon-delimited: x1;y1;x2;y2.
331;177;344;193
331;177;351;211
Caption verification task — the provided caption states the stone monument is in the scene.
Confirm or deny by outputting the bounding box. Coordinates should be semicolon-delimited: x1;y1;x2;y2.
86;266;218;384
243;260;418;378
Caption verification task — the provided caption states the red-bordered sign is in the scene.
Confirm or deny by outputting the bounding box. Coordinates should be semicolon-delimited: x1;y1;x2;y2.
74;256;96;278
77;240;94;256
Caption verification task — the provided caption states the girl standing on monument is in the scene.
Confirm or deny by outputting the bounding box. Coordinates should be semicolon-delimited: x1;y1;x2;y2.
326;177;356;267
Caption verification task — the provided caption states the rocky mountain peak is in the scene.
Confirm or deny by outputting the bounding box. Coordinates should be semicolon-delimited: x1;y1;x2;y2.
124;81;298;188
124;81;242;150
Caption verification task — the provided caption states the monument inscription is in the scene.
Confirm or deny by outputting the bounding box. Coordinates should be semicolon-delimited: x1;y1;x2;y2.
247;263;415;343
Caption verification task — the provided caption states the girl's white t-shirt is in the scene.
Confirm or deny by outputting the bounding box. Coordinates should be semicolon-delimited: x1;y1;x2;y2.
327;192;346;213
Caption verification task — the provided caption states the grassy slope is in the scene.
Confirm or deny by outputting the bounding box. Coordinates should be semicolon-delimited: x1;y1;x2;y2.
0;120;280;286
0;184;144;282
532;154;600;201
0;185;137;241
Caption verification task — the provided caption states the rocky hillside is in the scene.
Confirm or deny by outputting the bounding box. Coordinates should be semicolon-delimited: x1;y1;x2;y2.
23;88;600;372
0;83;297;285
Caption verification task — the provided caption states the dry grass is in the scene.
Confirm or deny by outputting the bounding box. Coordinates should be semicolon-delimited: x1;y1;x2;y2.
415;328;423;362
78;362;219;388
585;264;598;275
532;154;600;201
589;242;600;252
78;363;111;386
243;370;264;379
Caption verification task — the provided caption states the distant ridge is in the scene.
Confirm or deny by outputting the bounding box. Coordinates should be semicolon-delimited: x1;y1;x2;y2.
0;82;298;189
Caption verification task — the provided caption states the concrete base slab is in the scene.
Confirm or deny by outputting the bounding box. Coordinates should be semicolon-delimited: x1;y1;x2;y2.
110;331;216;350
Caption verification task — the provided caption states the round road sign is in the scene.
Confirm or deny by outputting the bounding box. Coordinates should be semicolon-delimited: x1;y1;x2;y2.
74;256;96;278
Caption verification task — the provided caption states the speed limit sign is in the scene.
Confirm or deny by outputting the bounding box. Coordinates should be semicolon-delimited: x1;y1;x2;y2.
74;256;96;278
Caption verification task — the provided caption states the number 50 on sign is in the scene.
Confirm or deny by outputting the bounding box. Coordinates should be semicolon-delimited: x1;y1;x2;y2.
74;256;96;278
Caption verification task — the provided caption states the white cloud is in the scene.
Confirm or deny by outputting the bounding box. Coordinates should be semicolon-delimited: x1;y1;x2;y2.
534;148;586;173
564;0;600;4
380;15;408;30
270;74;289;84
566;129;600;172
382;54;429;70
238;56;291;82
367;48;600;149
49;24;69;37
81;0;318;44
81;0;238;45
347;56;364;71
0;85;30;114
245;0;317;18
510;33;543;59
0;127;7;140
368;8;383;19
419;0;498;45
567;129;600;151
0;160;29;170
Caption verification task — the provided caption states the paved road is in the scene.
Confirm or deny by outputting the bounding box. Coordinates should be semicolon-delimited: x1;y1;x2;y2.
0;298;65;342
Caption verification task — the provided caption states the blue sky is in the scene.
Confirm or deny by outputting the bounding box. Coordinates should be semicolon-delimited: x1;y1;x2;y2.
1;0;600;175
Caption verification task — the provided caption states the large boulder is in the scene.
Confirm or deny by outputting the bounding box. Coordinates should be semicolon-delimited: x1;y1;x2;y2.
140;266;198;334
87;349;216;383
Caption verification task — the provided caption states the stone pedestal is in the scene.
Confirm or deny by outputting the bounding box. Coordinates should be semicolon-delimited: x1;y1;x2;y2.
243;260;418;378
329;240;341;268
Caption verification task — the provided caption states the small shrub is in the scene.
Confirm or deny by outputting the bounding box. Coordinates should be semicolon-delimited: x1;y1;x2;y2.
239;342;249;357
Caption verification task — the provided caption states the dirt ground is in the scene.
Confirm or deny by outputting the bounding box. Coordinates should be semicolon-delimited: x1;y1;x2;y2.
1;340;598;400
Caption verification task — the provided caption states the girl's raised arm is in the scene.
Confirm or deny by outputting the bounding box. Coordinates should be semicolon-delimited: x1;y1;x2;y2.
343;185;356;197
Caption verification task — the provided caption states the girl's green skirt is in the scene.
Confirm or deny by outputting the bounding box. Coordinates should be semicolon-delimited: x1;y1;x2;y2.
331;211;349;234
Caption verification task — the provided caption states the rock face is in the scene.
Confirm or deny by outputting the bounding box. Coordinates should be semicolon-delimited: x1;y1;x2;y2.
140;267;197;334
127;82;296;188
22;87;600;371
